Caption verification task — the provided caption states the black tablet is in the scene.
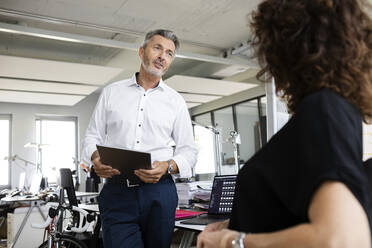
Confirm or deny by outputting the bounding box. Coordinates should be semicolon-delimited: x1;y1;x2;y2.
96;145;151;173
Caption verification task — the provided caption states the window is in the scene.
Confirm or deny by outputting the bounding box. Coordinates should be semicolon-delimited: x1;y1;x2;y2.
193;125;217;175
0;114;11;188
363;123;372;161
258;96;267;147
235;100;260;163
191;96;268;176
36;116;78;183
194;113;212;127
193;113;217;176
213;107;235;167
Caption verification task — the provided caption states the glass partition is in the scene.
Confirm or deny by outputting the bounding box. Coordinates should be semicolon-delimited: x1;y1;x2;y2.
235;100;260;164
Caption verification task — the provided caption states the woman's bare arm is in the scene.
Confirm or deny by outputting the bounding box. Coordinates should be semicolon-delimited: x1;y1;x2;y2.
198;181;371;248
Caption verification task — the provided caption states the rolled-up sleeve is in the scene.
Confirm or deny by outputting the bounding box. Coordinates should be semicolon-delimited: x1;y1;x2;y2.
171;101;198;178
81;89;108;165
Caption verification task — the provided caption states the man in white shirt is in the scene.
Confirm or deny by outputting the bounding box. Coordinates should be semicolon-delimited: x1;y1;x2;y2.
82;29;197;248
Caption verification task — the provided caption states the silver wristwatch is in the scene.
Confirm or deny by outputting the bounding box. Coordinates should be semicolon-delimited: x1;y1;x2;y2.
167;160;174;174
231;232;246;248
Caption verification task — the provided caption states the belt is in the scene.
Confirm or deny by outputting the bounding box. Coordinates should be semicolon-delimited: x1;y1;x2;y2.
106;176;141;187
106;174;171;187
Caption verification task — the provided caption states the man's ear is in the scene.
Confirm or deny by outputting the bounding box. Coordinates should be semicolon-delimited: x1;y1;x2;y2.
139;46;144;60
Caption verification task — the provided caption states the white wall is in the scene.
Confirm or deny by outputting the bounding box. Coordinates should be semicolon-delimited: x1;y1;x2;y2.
364;123;372;161
0;93;99;189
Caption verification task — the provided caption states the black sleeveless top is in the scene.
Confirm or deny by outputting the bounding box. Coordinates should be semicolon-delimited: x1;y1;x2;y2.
229;89;372;234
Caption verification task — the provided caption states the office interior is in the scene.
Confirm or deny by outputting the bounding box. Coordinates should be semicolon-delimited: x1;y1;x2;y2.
0;1;372;248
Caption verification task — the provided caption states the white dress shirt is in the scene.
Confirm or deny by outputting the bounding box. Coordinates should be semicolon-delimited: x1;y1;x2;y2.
82;74;198;178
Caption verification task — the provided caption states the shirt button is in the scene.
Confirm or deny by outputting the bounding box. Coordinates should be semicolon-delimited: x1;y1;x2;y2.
143;94;146;96
138;124;141;127
136;141;140;144
140;108;143;111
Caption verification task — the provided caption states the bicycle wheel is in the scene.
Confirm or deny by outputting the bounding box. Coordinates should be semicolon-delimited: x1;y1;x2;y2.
38;234;88;248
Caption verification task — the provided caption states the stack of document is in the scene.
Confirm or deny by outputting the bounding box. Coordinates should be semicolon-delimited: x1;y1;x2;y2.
176;181;212;208
194;188;212;201
175;209;206;220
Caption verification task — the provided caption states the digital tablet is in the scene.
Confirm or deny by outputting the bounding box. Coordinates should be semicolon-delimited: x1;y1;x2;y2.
96;145;151;173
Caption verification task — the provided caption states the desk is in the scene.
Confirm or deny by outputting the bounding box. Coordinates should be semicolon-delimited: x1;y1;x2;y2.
79;203;99;212
1;196;46;248
1;195;40;202
175;220;205;248
75;191;99;198
1;191;98;202
1;192;98;248
79;203;206;248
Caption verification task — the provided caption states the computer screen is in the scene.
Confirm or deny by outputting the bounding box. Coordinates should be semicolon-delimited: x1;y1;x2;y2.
208;175;237;215
29;173;42;195
18;172;26;190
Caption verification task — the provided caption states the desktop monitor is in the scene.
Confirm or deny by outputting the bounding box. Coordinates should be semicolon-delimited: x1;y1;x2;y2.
29;173;42;195
18;172;26;190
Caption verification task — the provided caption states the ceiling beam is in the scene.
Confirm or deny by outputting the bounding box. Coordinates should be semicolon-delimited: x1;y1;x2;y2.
0;22;255;67
189;85;265;116
0;7;224;50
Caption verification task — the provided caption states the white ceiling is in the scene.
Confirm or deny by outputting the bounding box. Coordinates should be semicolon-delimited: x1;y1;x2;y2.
0;0;260;48
166;75;257;95
0;0;263;107
0;55;122;85
0;78;97;95
0;90;85;106
166;75;257;108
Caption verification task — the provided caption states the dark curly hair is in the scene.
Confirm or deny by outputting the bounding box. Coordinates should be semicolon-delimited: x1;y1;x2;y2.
251;0;372;122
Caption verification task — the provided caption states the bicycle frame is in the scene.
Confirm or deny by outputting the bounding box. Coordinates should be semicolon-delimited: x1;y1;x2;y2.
32;188;93;248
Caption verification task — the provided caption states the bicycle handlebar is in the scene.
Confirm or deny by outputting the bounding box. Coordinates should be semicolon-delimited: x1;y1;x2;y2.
31;203;60;229
31;203;91;233
70;205;90;233
31;215;54;229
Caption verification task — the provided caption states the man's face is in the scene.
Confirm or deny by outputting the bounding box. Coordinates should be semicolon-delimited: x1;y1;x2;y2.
139;35;176;78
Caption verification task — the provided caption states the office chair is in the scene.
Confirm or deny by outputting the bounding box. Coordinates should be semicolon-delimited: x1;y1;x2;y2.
85;167;100;193
60;168;78;207
59;168;80;236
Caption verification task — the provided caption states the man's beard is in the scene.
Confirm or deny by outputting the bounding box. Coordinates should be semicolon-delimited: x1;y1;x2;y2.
141;52;166;77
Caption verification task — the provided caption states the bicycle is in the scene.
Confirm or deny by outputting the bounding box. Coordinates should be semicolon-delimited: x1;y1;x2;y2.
32;189;97;248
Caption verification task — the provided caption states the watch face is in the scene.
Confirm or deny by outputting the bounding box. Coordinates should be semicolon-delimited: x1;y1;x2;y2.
167;161;173;173
231;240;240;248
231;233;245;248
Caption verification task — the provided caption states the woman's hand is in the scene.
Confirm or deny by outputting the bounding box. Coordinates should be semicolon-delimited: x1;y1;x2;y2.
204;220;230;232
197;229;239;248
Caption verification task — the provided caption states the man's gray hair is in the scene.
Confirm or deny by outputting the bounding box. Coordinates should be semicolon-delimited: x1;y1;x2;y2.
142;29;180;51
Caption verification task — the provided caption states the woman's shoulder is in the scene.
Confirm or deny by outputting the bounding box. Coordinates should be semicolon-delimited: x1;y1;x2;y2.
296;88;361;121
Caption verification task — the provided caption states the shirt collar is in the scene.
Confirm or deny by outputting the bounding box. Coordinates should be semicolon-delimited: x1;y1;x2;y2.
128;73;165;91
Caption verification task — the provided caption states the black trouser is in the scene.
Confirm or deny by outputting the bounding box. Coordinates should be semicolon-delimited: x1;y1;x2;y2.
98;175;178;248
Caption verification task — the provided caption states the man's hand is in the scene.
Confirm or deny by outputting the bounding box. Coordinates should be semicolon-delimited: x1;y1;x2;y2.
91;150;120;178
134;161;168;183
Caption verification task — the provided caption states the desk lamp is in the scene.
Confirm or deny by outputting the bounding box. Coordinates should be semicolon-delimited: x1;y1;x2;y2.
24;142;49;175
228;130;241;173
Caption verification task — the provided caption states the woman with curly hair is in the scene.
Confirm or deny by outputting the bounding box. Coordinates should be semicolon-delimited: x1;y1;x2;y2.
197;0;372;247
